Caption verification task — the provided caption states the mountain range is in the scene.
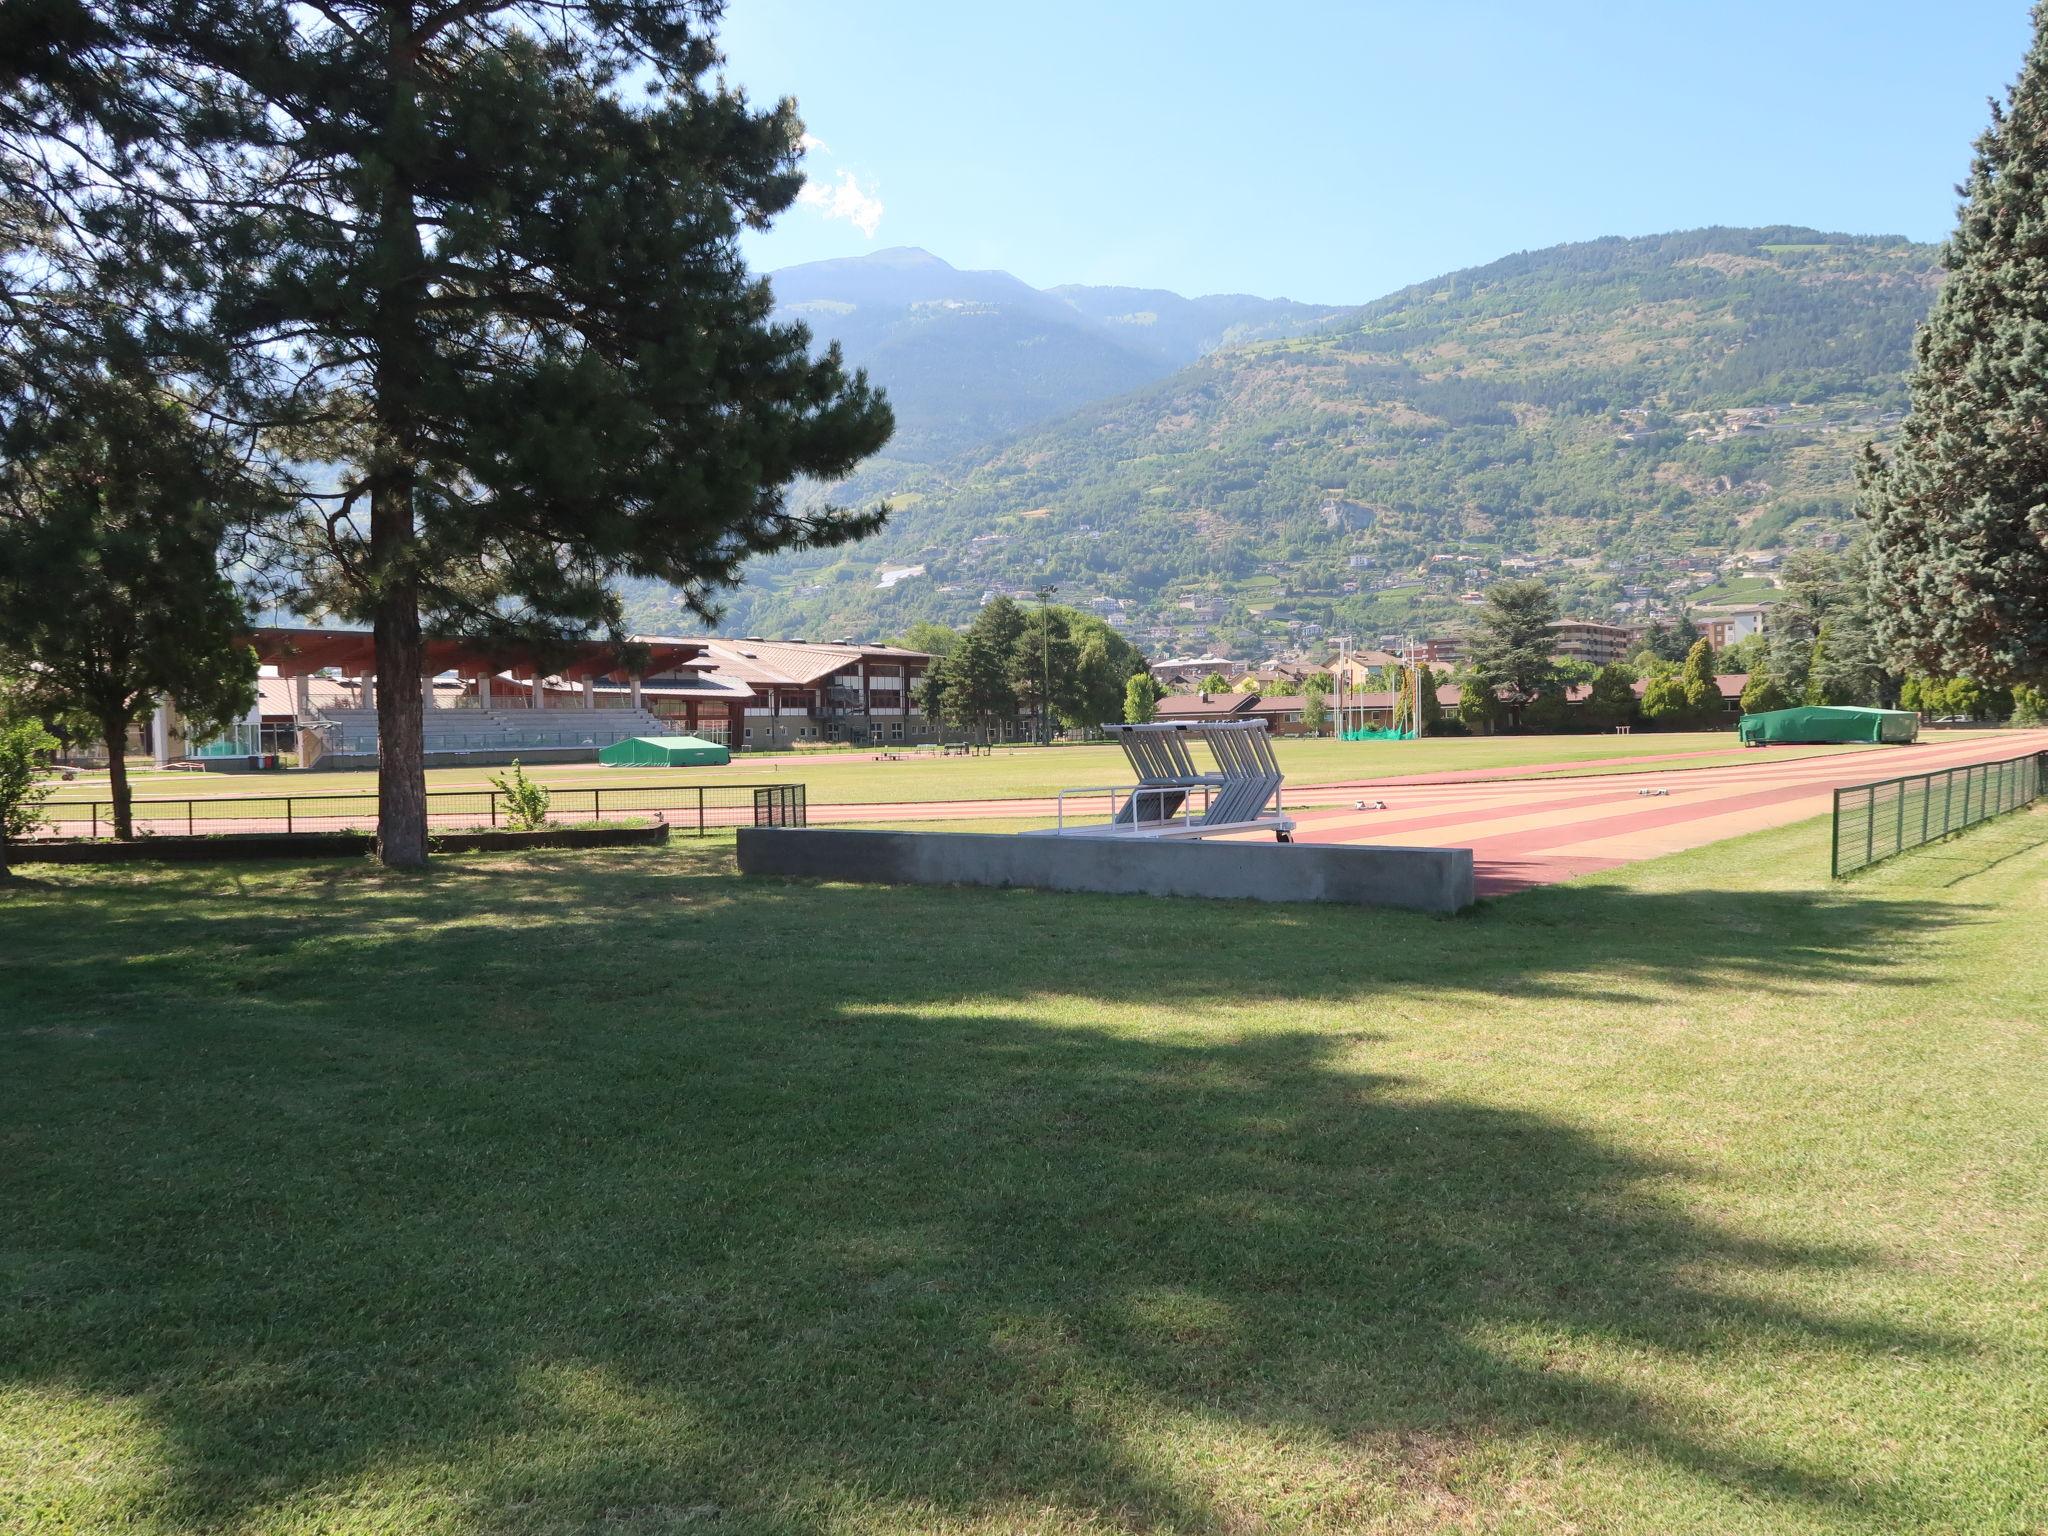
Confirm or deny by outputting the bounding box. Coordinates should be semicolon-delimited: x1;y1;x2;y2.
766;246;1345;462
621;228;1940;655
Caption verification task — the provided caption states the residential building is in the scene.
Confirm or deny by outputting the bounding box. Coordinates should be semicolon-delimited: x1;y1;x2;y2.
1697;605;1769;648
1547;619;1635;667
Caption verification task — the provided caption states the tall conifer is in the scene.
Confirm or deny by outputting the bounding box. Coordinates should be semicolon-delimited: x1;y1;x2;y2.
1861;4;2048;686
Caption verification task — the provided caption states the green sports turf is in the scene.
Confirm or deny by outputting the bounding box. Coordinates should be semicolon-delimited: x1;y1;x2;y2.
2;810;2044;1532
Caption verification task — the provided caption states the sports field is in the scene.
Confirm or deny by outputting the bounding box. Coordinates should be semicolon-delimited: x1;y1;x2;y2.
44;730;1911;812
4;810;2044;1533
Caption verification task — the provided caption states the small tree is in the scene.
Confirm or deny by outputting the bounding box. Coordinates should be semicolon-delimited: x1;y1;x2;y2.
0;714;57;879
1200;672;1232;694
1679;638;1719;721
1640;672;1689;724
1122;672;1162;724
1415;663;1444;734
487;761;550;832
2012;683;2048;725
1585;663;1640;729
1455;669;1499;732
1300;692;1329;737
0;375;262;839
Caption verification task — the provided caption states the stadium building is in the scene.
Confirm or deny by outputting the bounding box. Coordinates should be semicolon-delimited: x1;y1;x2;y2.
159;628;938;769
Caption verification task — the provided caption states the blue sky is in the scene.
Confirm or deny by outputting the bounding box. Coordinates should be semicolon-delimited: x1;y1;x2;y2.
718;0;2035;303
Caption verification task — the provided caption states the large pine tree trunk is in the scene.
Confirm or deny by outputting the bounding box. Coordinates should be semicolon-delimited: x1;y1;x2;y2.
373;579;428;868
372;487;429;868
105;720;133;840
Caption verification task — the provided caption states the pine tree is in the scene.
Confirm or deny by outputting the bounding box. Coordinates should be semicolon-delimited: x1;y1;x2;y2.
53;3;894;865
1860;5;2048;687
0;364;265;837
1465;579;1560;719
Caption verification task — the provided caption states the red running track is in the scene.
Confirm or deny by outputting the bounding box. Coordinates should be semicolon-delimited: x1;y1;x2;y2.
1258;729;2048;894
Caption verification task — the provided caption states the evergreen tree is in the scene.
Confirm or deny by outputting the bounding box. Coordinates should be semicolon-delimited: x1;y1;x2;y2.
1640;671;1689;723
924;630;1015;742
1860;5;2048;687
0;367;264;837
1678;638;1719;720
44;3;895;865
1465;579;1560;718
1414;662;1444;733
1584;663;1639;728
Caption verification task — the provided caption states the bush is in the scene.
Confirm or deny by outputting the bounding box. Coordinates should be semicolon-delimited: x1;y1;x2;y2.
487;760;551;831
0;716;58;875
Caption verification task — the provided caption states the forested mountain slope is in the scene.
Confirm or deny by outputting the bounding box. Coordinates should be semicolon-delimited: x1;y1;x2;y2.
643;229;1938;648
764;247;1342;463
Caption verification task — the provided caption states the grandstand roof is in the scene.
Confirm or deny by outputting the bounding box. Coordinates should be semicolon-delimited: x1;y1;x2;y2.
244;626;709;681
620;636;930;689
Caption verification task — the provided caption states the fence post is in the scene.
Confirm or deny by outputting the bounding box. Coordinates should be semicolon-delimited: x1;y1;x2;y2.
1864;788;1874;868
594;787;602;821
287;796;293;835
187;800;194;837
1895;780;1905;855
698;787;705;837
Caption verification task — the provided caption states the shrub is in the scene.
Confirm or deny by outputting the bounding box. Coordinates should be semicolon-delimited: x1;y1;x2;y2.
0;716;58;876
487;760;551;831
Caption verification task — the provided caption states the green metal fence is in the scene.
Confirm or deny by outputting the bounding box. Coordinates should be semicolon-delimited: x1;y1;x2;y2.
39;781;805;840
1831;751;2046;877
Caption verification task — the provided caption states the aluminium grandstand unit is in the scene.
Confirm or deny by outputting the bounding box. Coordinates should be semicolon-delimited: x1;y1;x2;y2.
1031;719;1296;841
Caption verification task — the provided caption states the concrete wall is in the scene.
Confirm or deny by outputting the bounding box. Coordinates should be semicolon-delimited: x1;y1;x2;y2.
737;827;1474;913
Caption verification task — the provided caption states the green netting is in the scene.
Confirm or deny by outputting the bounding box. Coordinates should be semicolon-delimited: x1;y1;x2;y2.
597;735;731;767
1339;727;1416;741
1738;705;1919;745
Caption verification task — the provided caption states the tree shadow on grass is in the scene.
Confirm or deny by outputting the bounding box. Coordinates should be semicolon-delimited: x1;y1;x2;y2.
0;846;2001;1531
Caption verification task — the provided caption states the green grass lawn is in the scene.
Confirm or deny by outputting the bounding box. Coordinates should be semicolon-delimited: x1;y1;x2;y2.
3;810;2044;1533
46;732;1895;815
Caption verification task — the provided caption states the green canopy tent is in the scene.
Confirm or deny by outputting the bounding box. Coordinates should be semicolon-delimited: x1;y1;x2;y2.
598;735;732;767
1738;705;1918;746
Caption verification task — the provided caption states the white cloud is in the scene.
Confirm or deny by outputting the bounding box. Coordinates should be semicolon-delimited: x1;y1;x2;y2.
797;169;884;239
797;131;830;155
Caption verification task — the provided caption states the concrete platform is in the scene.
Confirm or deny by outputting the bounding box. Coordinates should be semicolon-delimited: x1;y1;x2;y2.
736;826;1474;912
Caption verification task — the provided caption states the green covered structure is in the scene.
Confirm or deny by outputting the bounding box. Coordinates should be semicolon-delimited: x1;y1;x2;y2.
1738;705;1918;746
598;734;731;767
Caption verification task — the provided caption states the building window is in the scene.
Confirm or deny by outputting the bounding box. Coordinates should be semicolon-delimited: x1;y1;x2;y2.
743;727;752;742
890;722;903;740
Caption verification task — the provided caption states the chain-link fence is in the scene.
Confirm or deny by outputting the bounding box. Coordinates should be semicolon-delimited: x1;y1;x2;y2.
37;781;805;839
1832;751;2045;877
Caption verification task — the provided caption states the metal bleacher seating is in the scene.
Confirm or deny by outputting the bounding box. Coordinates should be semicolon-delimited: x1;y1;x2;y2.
307;706;674;758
